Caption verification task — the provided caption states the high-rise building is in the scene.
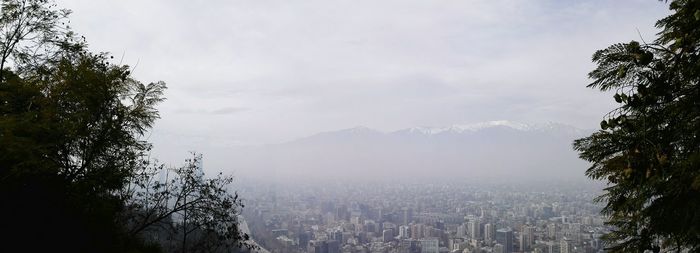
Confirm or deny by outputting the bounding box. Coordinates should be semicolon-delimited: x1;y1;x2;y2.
496;228;514;253
547;223;557;239
402;207;413;225
383;229;394;242
411;224;424;239
336;205;349;221
364;220;377;233
484;223;495;244
521;225;534;251
560;239;572;253
468;219;481;240
298;231;311;250
399;225;410;239
457;223;467;238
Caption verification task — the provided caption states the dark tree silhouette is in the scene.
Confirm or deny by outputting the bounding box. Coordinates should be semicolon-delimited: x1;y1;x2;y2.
574;0;700;252
1;30;165;251
121;153;254;253
0;0;251;252
0;0;74;80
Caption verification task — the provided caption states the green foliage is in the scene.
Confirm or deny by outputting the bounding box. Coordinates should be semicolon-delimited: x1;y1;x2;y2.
121;153;255;252
0;0;77;78
0;0;250;252
0;42;166;252
574;0;700;251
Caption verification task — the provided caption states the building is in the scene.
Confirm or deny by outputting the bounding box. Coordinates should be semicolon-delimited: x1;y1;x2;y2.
383;229;394;242
327;240;340;253
402;207;414;225
546;241;559;253
457;223;467;238
419;238;439;253
467;219;481;240
484;223;495;244
496;228;514;253
560;239;572;253
411;224;424;239
448;238;464;251
521;225;534;251
312;240;340;253
494;243;505;253
547;224;557;239
400;239;421;253
298;231;311;250
399;225;411;239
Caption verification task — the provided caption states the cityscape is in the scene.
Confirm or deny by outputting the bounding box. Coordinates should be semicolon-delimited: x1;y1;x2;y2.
2;0;696;252
237;181;609;253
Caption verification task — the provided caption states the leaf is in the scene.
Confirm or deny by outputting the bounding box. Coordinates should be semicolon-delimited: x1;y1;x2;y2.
693;175;700;190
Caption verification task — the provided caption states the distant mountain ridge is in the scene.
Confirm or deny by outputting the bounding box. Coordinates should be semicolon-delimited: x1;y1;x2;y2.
226;121;594;183
327;120;588;136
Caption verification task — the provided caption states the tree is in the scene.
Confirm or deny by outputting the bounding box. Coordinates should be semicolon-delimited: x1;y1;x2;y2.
121;153;254;253
0;0;251;252
0;39;166;252
0;0;74;80
573;0;700;252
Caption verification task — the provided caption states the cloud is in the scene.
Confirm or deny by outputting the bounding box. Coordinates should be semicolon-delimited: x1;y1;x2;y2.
59;0;670;168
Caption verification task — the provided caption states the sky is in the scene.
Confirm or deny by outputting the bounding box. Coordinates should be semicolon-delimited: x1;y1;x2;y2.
59;0;670;167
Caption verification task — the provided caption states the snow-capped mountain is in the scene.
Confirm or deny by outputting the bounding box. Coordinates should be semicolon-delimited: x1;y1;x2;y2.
399;120;534;135
393;121;587;136
225;121;593;183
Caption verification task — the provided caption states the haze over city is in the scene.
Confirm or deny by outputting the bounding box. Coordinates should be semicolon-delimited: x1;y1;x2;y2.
3;0;697;252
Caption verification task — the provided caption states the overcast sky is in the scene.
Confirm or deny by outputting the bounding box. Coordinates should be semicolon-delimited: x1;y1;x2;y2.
60;0;668;166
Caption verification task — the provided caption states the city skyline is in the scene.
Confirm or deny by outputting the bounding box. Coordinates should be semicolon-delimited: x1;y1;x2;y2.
235;180;607;253
1;0;697;252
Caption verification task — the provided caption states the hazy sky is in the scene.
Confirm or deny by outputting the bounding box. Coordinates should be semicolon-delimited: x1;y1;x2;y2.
60;0;669;165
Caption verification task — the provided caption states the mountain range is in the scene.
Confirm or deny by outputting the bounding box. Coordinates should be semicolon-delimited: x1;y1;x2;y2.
226;121;594;183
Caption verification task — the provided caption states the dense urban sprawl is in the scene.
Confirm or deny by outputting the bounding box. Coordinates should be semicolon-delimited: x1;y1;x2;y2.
238;181;609;253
